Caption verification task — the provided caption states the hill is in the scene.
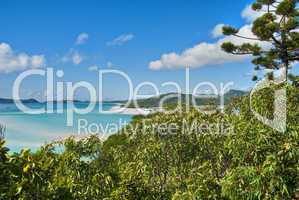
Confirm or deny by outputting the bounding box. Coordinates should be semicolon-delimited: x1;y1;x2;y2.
0;98;40;104
123;89;247;108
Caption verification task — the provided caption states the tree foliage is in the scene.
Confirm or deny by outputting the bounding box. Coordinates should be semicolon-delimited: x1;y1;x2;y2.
221;0;299;81
0;84;298;199
0;1;298;199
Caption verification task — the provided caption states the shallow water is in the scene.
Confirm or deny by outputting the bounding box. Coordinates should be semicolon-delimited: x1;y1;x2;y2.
0;102;132;152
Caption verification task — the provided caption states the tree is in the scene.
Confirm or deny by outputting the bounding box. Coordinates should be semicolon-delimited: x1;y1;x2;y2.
221;0;299;81
221;85;299;199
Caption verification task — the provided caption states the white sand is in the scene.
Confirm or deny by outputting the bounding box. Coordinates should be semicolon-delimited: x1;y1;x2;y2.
108;105;152;115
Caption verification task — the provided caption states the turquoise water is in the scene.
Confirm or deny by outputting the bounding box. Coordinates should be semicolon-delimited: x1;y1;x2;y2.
0;103;132;152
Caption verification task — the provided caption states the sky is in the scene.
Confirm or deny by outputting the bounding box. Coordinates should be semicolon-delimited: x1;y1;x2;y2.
0;0;286;100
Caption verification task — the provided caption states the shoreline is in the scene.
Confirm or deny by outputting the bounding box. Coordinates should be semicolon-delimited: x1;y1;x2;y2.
108;105;152;115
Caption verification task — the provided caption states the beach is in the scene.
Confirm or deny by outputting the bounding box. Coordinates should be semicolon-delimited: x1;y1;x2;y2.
108;105;152;115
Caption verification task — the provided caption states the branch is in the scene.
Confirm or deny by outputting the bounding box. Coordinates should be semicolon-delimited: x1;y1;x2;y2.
232;34;265;41
230;50;270;55
287;47;299;51
231;52;253;55
232;34;277;43
271;36;281;45
288;56;299;61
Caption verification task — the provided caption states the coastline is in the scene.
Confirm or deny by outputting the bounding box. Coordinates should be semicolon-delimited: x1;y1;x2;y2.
108;105;152;115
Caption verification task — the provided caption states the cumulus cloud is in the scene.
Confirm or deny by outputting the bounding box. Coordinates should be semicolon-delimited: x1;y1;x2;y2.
211;24;226;38
107;33;134;46
62;49;83;65
241;4;280;23
149;44;244;70
241;5;263;22
75;33;89;45
88;65;98;71
72;52;83;64
149;4;271;70
149;25;265;70
0;43;46;73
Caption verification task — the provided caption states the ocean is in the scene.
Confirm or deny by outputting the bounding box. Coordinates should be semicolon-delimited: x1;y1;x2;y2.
0;102;132;152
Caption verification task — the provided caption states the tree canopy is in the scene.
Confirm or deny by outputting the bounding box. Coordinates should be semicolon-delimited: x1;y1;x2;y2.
0;84;298;199
221;0;299;81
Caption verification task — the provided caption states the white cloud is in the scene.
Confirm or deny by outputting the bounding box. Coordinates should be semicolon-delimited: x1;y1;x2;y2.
0;43;46;73
149;43;244;70
149;4;271;70
241;5;263;22
150;25;263;70
241;4;278;23
76;33;89;45
62;49;83;65
88;65;98;71
72;52;83;64
31;55;45;67
211;24;226;38
107;33;134;46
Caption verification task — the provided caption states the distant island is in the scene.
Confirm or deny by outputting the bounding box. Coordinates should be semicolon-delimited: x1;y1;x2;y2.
0;98;40;104
0;99;93;104
114;89;248;108
0;89;247;108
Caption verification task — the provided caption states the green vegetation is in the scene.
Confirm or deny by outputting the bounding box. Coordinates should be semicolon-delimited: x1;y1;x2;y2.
222;0;299;82
0;0;298;199
0;84;298;199
124;90;247;108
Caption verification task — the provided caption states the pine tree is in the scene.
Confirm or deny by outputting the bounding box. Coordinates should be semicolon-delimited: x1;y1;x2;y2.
221;0;299;81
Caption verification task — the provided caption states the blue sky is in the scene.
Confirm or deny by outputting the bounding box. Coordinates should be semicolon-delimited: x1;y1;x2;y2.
0;0;275;100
